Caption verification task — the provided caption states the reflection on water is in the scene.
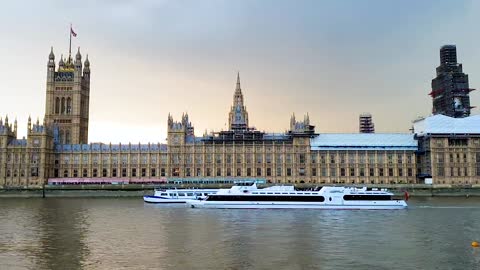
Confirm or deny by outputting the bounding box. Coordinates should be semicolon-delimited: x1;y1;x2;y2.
1;197;480;270
0;199;90;270
35;199;90;270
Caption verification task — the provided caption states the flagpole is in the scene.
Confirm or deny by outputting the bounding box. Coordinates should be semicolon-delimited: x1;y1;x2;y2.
69;23;72;62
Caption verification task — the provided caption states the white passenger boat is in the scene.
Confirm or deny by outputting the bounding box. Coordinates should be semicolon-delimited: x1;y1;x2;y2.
143;188;218;203
187;182;408;209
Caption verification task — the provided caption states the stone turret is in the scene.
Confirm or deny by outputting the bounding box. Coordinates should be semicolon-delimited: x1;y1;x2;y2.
289;113;316;137
167;113;195;145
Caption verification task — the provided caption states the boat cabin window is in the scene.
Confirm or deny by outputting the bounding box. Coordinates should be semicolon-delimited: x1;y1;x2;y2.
195;193;203;196
274;192;280;194
260;192;266;194
289;193;296;194
169;193;175;196
267;192;273;194
304;193;311;195
178;193;185;196
253;192;258;194
161;193;168;196
343;195;391;201
235;182;255;186
206;195;325;202
187;193;194;196
282;193;288;194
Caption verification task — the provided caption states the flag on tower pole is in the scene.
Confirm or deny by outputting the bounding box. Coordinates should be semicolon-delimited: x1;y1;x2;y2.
68;24;77;62
71;26;77;37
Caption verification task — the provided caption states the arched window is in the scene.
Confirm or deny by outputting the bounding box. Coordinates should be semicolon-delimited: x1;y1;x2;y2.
65;130;70;144
55;97;60;114
59;130;64;144
61;97;65;114
66;98;72;114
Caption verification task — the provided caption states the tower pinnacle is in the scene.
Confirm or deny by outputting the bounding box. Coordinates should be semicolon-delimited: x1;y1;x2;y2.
236;72;241;92
228;72;249;131
76;47;81;60
49;47;55;60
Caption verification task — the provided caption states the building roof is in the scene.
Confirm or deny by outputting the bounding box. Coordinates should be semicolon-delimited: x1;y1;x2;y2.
310;133;417;151
8;139;27;146
263;133;290;140
413;114;480;135
55;143;168;152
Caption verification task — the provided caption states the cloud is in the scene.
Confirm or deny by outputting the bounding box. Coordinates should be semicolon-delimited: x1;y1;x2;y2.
0;0;479;141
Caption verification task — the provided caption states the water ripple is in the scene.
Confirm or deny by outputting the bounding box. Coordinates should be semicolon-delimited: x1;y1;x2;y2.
1;197;479;270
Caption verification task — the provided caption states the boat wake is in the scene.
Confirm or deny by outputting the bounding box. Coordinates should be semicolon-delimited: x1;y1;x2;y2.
414;205;480;209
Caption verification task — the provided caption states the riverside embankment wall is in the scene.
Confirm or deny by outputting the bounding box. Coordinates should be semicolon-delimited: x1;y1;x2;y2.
2;184;480;198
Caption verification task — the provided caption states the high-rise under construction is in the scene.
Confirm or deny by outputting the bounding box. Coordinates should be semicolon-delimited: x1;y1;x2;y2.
359;113;375;133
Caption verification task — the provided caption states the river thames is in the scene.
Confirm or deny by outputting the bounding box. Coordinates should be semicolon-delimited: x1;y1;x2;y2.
1;197;479;270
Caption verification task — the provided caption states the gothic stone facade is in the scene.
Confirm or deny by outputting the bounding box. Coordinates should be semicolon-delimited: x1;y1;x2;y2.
417;135;480;185
414;115;480;185
1;48;480;187
45;47;90;145
0;118;54;187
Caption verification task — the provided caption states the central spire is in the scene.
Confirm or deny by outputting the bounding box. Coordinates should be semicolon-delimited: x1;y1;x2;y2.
228;72;249;131
232;72;244;107
236;72;241;93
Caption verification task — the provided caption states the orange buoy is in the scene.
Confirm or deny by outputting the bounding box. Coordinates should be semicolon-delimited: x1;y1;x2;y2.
472;241;479;247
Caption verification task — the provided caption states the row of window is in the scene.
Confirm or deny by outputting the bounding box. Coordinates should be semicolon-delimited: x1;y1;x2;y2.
448;139;469;146
57;152;416;166
5;168;39;178
58;130;72;145
204;195;393;202
54;167;162;178
52;166;416;178
432;138;480;147
3;180;41;186
55;87;73;91
436;152;479;163
55;153;412;165
206;195;326;202
5;154;40;163
436;166;480;177
173;146;302;153
54;97;72;115
338;168;414;177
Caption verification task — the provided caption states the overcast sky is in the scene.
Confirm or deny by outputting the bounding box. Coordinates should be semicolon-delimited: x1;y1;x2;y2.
1;0;479;143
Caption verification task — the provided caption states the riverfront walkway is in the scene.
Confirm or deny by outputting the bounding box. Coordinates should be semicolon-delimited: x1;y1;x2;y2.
1;183;480;197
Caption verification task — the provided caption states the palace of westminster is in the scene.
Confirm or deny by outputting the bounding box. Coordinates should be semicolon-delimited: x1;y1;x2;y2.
1;44;480;187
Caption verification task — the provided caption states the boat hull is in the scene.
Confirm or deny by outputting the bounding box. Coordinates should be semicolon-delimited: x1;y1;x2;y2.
187;201;407;209
143;196;190;203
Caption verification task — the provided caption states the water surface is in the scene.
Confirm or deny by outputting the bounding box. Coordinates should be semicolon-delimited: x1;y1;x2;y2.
1;197;480;270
